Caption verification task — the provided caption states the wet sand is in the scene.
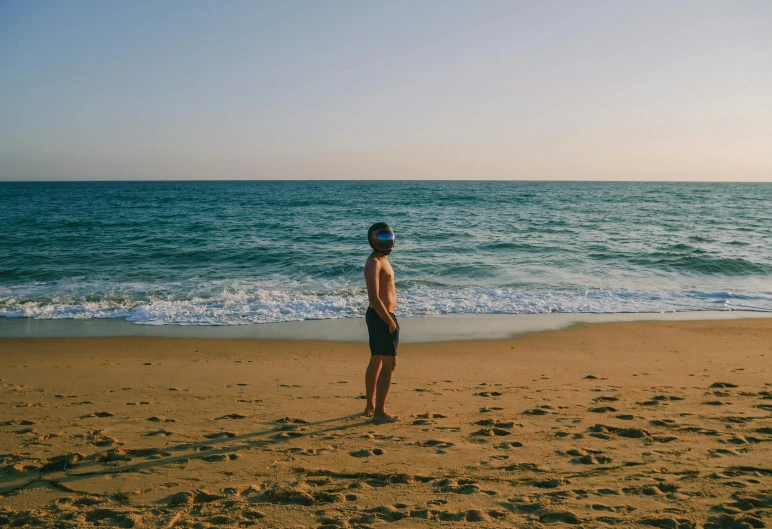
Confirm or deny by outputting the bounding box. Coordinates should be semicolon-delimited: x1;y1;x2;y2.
1;318;770;528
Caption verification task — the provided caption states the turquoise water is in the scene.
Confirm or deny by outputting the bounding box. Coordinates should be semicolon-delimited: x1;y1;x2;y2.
1;181;770;324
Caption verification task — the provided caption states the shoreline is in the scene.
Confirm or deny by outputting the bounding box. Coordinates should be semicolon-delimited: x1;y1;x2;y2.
0;309;770;342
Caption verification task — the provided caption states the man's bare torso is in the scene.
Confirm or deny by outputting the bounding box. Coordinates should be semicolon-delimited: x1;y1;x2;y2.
367;253;396;312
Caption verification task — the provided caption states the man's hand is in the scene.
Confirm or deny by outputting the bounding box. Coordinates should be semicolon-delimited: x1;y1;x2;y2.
388;321;397;334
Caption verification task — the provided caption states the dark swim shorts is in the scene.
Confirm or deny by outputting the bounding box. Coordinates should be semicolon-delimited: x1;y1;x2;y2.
365;307;399;356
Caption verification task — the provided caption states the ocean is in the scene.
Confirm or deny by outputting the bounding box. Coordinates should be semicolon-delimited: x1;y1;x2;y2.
1;181;770;325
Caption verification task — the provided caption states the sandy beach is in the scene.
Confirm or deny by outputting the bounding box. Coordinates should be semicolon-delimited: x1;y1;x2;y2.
1;318;770;528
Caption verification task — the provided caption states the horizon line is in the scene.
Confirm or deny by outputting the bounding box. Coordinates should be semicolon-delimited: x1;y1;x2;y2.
1;179;770;184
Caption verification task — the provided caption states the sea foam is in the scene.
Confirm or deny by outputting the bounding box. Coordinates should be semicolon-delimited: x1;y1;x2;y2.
1;283;769;325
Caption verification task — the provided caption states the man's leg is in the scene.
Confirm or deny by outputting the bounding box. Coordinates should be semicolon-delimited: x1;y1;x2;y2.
373;356;400;423
364;355;382;416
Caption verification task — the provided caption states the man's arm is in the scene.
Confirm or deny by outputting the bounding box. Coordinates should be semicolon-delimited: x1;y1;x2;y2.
365;259;397;332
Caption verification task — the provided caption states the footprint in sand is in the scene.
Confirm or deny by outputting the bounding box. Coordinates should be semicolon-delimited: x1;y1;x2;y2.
87;429;120;447
539;510;582;524
434;478;489;495
624;483;680;497
303;477;333;487
93;447;169;463
356;505;498;524
474;419;515;428
56;497;102;509
192;490;228;505
725;435;759;445
531;477;569;489
86;411;114;418
411;413;446;426
144;429;175;437
472;427;512;437
216;413;246;420
279;416;309;424
12;428;36;435
709;448;743;458
76;508;137;527
416;439;454;449
272;426;304;439
289;447;320;456
2;419;35;426
39;453;84;472
653;394;684;402
146;416;175;423
204;431;237;439
588;424;651;439
417;412;447;419
15;402;44;408
349;448;384;457
590;406;618;413
200;454;239;462
650;419;677;427
495;441;524;449
258;486;315;506
681;426;720;437
709;382;738;388
563;448;612;465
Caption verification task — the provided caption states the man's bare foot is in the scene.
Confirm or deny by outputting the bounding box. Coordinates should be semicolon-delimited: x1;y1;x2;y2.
363;408;375;417
372;413;402;424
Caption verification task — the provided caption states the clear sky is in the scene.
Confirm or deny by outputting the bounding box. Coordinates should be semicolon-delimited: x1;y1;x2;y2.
1;0;770;181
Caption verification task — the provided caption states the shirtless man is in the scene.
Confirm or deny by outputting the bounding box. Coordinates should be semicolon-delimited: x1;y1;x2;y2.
363;222;401;424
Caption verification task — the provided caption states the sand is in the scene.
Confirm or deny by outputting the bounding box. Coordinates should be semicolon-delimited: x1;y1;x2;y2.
1;318;770;528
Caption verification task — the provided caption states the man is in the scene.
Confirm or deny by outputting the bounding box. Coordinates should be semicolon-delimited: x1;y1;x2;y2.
363;222;401;424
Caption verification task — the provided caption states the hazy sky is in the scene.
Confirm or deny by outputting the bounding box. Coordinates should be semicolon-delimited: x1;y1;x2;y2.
1;0;770;181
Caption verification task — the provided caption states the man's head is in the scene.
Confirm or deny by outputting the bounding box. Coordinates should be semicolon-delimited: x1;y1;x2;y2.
368;222;395;255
